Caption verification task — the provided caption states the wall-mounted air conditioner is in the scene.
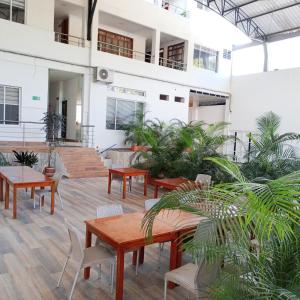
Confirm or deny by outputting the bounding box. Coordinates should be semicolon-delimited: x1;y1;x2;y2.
95;67;114;83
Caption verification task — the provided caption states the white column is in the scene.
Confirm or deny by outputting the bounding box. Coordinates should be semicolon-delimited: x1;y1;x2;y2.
185;39;194;71
152;30;161;65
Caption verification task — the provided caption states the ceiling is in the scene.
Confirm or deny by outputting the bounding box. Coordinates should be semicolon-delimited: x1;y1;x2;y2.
196;0;300;42
49;70;81;82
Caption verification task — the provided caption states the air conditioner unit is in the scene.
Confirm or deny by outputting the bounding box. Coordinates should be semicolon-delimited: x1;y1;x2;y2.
95;67;114;83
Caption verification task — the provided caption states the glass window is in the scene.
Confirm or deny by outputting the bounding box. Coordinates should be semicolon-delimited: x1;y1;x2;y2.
194;45;218;72
0;0;25;23
0;85;20;125
106;98;144;130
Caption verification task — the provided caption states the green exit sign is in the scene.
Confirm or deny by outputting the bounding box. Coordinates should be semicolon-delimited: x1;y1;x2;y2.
32;96;40;101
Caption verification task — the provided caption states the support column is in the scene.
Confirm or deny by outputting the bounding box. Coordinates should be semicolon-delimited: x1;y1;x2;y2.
152;30;161;65
186;38;194;72
263;42;268;72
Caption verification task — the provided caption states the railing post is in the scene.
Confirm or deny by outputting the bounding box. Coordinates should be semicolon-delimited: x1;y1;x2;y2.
22;123;25;146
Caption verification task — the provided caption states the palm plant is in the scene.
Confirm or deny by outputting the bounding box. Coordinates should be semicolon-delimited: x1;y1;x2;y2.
242;112;300;180
143;157;300;299
13;150;38;167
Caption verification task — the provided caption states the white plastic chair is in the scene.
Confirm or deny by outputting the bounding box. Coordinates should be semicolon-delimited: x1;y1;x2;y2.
164;221;221;299
96;204;140;275
195;174;212;190
34;174;64;210
57;219;115;300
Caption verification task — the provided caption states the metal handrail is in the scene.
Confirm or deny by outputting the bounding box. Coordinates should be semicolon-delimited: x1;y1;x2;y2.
100;143;117;154
97;41;154;62
159;57;187;71
55;32;86;48
161;0;189;17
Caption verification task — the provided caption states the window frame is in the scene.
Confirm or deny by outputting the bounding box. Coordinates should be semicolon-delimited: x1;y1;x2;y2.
106;97;145;131
0;0;26;24
193;45;219;73
0;84;21;126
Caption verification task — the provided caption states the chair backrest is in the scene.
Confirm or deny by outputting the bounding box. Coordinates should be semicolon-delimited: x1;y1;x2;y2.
64;219;84;262
195;174;212;189
193;220;221;290
96;204;124;218
144;198;160;211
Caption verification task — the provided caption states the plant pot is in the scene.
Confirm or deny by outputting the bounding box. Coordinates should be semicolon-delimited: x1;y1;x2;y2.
131;145;148;152
44;166;55;177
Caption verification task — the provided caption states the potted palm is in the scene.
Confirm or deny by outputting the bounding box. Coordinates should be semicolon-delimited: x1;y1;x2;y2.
42;112;64;177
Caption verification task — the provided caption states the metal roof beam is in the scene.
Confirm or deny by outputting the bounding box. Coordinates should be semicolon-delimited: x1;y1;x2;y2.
87;0;98;41
237;2;300;23
266;26;300;42
224;0;258;13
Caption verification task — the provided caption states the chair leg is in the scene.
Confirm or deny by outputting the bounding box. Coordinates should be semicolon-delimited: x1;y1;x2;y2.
57;255;70;287
110;262;115;294
135;249;140;276
39;196;42;212
68;264;81;300
164;278;168;300
129;177;132;192
98;264;101;279
57;190;63;209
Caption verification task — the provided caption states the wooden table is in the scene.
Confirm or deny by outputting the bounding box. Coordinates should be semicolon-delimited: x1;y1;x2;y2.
152;177;194;198
84;210;205;300
0;166;55;219
108;168;148;199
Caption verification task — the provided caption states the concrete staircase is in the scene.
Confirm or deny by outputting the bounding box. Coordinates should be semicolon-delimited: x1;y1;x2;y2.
57;147;108;178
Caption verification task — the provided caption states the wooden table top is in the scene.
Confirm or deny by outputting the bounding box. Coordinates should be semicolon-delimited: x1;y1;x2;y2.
152;177;193;189
109;167;148;176
0;166;53;184
85;210;206;246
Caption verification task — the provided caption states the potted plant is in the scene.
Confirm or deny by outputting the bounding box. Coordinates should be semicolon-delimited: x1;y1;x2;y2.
13;151;38;168
41;112;64;177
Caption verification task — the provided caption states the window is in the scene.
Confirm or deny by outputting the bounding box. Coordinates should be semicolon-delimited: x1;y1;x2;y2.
106;98;144;130
0;85;20;124
0;0;25;24
159;94;169;101
167;42;185;70
98;29;133;58
174;96;185;103
223;49;232;60
193;45;218;72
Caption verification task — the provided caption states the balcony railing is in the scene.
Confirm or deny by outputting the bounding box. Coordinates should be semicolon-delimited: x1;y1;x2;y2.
159;57;187;71
55;32;86;48
98;41;154;63
161;0;189;18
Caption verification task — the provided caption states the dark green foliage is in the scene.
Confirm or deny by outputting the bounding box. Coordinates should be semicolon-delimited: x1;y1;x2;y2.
241;112;300;181
41;112;64;143
13;150;38;167
128;118;233;183
0;153;10;166
143;157;300;300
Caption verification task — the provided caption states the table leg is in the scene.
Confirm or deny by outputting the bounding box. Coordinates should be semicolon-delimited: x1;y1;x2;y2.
154;185;159;198
108;171;112;194
132;250;137;266
13;186;17;219
138;246;145;264
116;248;125;300
5;181;9;209
0;177;3;202
122;176;126;199
30;187;35;199
50;183;55;215
84;228;92;279
144;174;147;196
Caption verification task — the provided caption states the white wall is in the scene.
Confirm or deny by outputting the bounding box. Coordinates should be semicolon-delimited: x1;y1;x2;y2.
0;58;48;141
189;104;226;124
89;71;189;149
230;68;300;133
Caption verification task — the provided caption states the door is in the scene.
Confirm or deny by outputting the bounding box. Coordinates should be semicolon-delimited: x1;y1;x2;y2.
62;100;67;139
60;18;69;44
